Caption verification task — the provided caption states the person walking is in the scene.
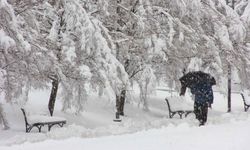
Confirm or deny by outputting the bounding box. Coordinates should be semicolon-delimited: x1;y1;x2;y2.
179;71;216;126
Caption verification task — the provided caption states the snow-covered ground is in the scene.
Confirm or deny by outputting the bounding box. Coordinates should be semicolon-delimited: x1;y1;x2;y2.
1;120;250;150
0;87;249;150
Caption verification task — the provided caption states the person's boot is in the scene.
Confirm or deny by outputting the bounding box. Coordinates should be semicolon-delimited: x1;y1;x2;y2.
199;120;205;126
3;125;10;130
119;112;124;116
199;122;204;126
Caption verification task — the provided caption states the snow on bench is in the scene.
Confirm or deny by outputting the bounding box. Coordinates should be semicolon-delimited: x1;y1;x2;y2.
240;92;250;112
165;96;194;119
28;115;66;125
21;108;66;133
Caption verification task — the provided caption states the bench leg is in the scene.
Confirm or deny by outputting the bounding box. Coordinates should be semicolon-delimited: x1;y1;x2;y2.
178;112;184;119
48;124;53;131
245;105;250;112
26;125;34;133
170;111;194;119
38;126;42;132
35;125;43;132
58;122;65;127
26;125;42;133
48;122;65;131
170;112;186;119
26;126;32;133
185;111;194;118
170;112;176;118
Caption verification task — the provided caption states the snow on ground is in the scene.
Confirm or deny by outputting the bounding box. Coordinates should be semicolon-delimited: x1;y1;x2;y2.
0;86;250;149
1;119;250;150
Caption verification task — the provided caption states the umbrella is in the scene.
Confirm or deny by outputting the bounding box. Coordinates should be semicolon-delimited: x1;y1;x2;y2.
179;71;216;88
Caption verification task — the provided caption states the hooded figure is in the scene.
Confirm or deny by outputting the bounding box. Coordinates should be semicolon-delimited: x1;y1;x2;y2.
179;71;216;126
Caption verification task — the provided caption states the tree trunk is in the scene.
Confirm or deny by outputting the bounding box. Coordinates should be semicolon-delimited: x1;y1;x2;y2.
139;81;149;111
0;103;9;129
48;78;59;116
116;89;126;116
3;52;12;103
228;64;231;112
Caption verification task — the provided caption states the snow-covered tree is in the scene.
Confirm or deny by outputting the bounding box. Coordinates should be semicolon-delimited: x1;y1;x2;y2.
94;0;161;114
0;0;129;117
139;0;250;94
1;0;250;118
89;0;250;112
0;0;32;128
134;65;156;111
29;0;129;115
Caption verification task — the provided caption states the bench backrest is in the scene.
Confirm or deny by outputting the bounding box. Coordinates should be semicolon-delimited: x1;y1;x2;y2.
241;93;250;105
165;98;173;112
165;96;193;111
21;108;29;126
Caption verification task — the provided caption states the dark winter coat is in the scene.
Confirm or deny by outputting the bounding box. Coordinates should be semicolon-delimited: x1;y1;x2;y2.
190;82;214;104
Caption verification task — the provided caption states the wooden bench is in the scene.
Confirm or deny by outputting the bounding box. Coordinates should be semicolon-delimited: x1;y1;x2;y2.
165;97;194;119
21;108;66;133
240;93;250;112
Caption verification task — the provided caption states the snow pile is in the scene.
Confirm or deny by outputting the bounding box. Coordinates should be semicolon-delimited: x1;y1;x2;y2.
1;118;250;150
0;89;249;147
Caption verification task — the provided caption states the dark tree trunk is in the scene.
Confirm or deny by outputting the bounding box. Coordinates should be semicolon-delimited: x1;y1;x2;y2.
48;78;59;116
115;58;129;116
227;64;231;112
116;90;126;116
226;0;235;9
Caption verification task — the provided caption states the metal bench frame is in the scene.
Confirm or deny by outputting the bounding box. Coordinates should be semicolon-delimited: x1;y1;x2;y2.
240;93;250;112
21;108;66;133
165;98;194;119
